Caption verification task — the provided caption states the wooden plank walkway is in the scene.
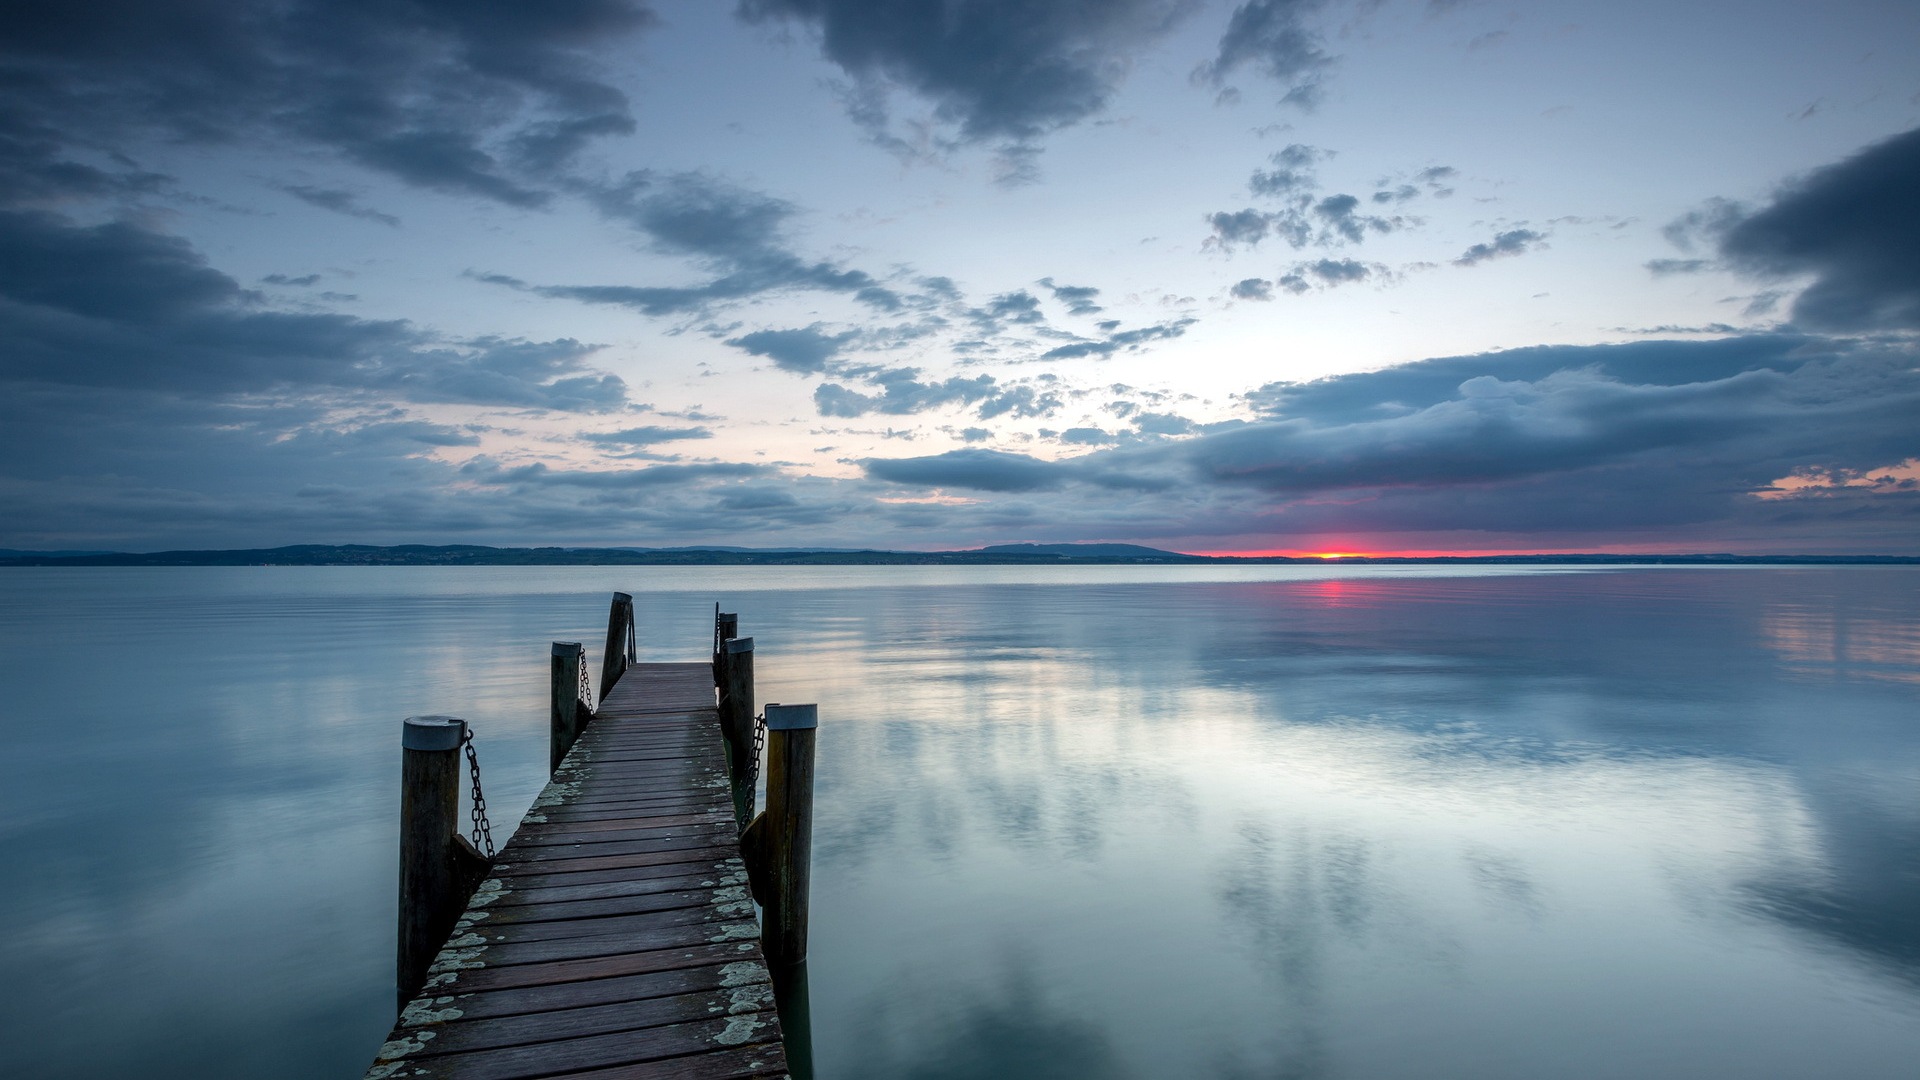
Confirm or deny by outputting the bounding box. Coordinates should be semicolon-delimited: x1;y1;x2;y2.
368;663;791;1080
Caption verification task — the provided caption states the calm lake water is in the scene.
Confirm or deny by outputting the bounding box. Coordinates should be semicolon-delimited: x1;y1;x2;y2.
1;565;1916;1078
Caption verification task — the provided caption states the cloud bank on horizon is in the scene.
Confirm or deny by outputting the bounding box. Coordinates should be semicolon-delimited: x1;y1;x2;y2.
1;0;1916;554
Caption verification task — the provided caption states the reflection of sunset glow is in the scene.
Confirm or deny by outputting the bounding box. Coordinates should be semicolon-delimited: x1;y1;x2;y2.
1761;604;1920;684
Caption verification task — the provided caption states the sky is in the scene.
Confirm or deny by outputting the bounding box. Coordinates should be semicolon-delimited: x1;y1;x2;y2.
2;0;1918;556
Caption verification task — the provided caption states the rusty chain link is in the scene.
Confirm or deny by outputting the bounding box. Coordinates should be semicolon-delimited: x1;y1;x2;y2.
746;711;767;818
460;728;496;859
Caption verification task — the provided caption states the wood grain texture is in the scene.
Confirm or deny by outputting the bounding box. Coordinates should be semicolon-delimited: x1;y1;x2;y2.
369;661;790;1080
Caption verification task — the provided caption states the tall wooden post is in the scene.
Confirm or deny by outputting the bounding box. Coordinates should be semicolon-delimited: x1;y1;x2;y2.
551;641;586;775
713;611;738;686
600;592;634;702
719;636;755;825
759;703;817;967
398;714;465;1011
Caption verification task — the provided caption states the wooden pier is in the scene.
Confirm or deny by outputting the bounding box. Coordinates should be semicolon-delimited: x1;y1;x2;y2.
368;597;811;1079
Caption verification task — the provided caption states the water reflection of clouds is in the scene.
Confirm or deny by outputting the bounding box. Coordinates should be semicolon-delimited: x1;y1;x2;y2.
780;569;1920;1077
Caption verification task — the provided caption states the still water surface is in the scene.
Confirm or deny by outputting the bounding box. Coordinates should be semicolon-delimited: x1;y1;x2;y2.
1;565;1916;1078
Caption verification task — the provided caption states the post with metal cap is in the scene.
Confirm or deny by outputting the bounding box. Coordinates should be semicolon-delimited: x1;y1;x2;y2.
713;610;739;688
719;636;755;825
398;714;470;1011
600;592;634;701
759;703;817;967
551;641;587;775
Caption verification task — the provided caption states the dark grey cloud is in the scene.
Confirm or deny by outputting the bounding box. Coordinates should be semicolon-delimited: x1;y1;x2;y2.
1196;0;1333;108
1453;228;1545;266
1207;208;1277;248
579;425;714;446
475;459;769;489
1133;411;1197;435
277;184;401;227
979;289;1046;327
1714;126;1920;331
1037;318;1195;360
496;171;891;317
726;326;860;374
1275;258;1381;294
592;171;791;258
814;367;1063;420
1059;427;1119;445
1040;278;1104;315
1207;182;1402;253
1231;277;1274;301
1248;143;1323;197
1662;197;1747;253
0;209;626;410
1645;258;1712;278
1373;164;1455;204
0;0;654;209
863;448;1069;492
1313;193;1403;243
975;383;1065;420
736;0;1191;154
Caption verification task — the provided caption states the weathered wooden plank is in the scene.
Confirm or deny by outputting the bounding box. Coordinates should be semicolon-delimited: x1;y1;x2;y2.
438;917;760;970
495;834;739;864
501;857;741;891
399;983;775;1057
552;1044;792;1080
456;903;744;948
374;652;786;1080
405;961;769;1025
378;1013;781;1080
425;931;759;997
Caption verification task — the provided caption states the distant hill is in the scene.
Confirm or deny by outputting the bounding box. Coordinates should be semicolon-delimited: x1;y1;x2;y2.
0;544;1912;567
974;543;1198;560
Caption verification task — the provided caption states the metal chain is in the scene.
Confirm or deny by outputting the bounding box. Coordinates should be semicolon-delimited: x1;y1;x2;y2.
461;729;496;859
577;653;595;715
624;604;637;665
746;711;767;817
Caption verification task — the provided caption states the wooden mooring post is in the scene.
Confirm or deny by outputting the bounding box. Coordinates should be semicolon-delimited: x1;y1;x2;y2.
396;715;490;1012
549;640;588;775
719;635;755;826
751;703;818;968
600;591;635;701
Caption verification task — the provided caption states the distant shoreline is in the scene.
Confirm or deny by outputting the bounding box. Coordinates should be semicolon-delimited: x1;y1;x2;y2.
2;544;1914;567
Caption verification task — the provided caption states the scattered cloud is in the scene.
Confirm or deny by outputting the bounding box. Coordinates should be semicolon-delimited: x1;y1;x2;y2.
580;425;714;446
737;0;1193;173
1041;278;1104;316
1231;277;1275;301
1037;319;1196;360
1276;258;1383;293
1454;228;1545;266
726;326;860;374
1645;258;1712;277
1196;0;1334;109
276;184;400;227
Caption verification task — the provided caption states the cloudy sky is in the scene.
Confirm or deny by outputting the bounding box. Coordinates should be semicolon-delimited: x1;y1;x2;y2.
3;0;1918;555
